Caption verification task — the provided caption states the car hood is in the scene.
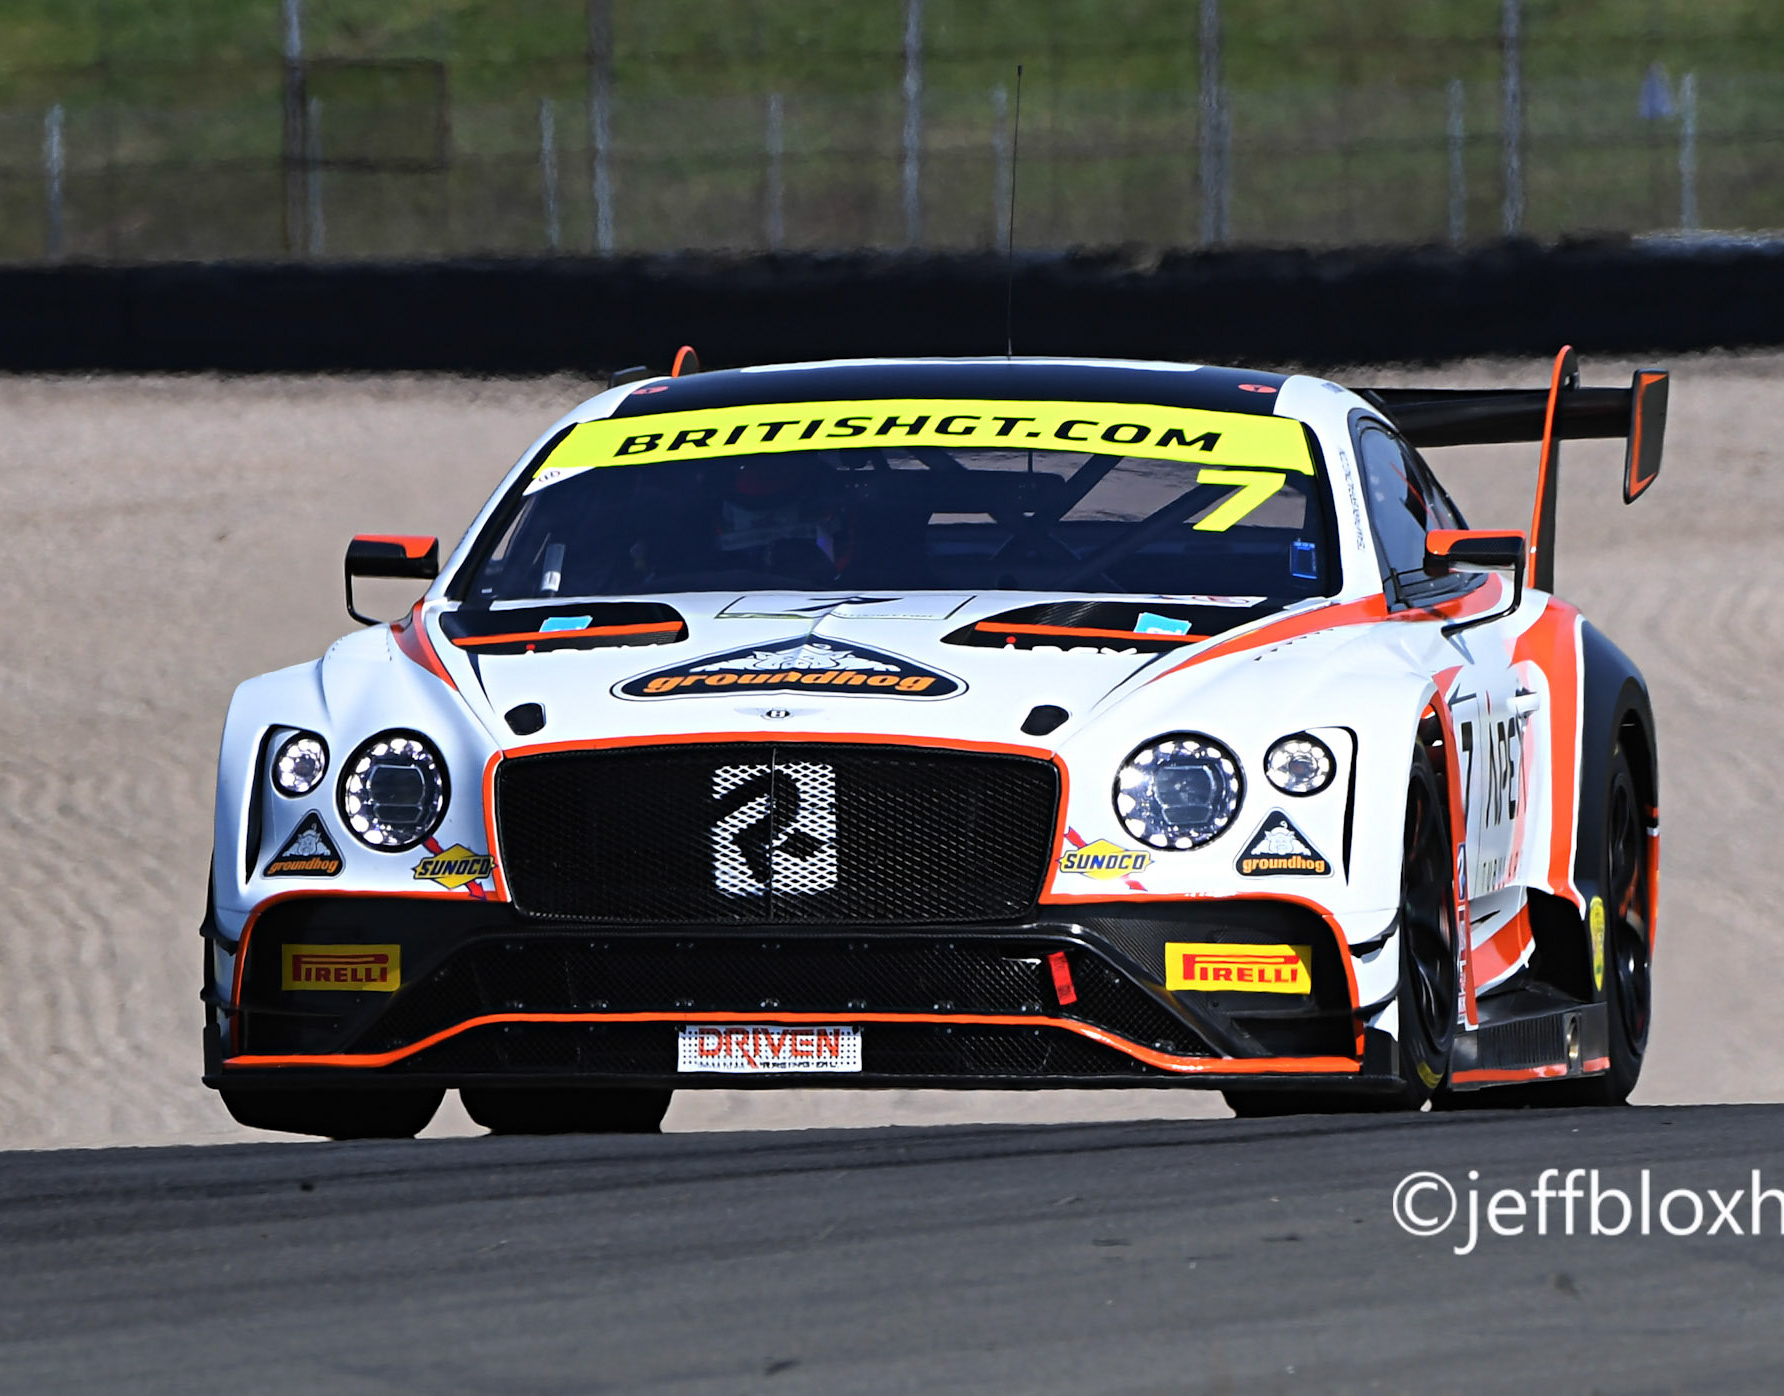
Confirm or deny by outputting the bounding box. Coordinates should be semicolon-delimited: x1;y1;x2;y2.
425;590;1322;750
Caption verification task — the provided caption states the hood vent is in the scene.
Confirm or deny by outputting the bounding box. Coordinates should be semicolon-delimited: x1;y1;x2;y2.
441;601;687;656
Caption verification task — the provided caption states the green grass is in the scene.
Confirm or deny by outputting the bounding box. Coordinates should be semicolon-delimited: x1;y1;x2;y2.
1;1;1782;260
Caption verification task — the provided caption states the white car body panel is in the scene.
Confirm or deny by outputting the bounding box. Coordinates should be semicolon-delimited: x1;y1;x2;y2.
209;356;1615;1084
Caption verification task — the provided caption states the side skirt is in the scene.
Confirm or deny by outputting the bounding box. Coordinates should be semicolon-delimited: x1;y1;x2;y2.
1445;990;1609;1088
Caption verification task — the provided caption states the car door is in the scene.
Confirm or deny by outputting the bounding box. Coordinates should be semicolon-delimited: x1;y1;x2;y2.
1352;417;1529;971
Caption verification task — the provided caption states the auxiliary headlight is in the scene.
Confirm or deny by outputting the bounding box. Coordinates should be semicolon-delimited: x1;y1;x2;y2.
270;731;329;797
1264;733;1336;796
1114;733;1244;850
338;731;448;850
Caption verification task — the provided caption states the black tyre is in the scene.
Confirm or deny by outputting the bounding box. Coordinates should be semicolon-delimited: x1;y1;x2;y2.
1557;744;1652;1105
220;1087;444;1139
1224;745;1456;1117
460;1087;672;1135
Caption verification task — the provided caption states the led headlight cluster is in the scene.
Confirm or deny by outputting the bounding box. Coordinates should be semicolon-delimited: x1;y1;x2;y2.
338;731;448;850
1115;733;1243;850
1264;733;1336;796
270;732;329;796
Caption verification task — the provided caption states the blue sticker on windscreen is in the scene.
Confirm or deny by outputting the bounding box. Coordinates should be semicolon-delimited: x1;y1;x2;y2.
1134;611;1193;636
1289;542;1318;580
540;615;594;632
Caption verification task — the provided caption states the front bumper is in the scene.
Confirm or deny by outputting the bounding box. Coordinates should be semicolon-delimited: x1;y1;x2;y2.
206;896;1401;1092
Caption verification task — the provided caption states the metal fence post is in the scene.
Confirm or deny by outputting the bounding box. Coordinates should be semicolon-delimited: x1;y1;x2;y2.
540;98;561;251
305;96;325;257
766;93;785;250
902;0;924;246
587;0;615;254
281;0;307;256
1199;0;1229;247
44;104;65;259
991;83;1011;250
1679;72;1699;232
1446;78;1465;247
1501;0;1523;236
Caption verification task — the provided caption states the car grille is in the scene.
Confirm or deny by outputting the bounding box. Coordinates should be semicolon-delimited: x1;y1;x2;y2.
351;935;1206;1058
494;743;1059;924
388;1021;1161;1080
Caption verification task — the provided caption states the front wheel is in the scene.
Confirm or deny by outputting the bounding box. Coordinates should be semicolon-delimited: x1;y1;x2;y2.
459;1087;672;1135
1554;744;1653;1106
220;1086;444;1139
1224;745;1456;1116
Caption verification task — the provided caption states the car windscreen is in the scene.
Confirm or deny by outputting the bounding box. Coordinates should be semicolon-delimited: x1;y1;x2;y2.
463;398;1337;602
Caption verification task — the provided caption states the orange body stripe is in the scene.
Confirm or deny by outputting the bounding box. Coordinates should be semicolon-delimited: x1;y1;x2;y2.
1450;1063;1571;1085
1526;345;1573;584
1472;906;1534;987
1149;579;1510;689
390;602;456;690
974;621;1208;645
1627;371;1665;497
451;621;681;648
1423;690;1478;1029
355;533;435;560
224;1008;1361;1076
1511;598;1585;909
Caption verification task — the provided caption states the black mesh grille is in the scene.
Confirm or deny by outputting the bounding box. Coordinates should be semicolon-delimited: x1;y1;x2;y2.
390;1021;1160;1080
353;936;1206;1058
495;743;1059;924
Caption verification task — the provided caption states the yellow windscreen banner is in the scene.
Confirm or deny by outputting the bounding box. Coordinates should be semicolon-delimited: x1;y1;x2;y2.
528;399;1312;490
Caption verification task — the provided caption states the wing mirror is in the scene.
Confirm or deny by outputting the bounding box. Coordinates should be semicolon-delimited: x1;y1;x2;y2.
345;534;439;626
1624;369;1668;503
1424;529;1525;634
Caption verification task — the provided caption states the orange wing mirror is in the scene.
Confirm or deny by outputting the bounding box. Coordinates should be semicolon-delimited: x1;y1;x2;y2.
1424;528;1525;633
1624;369;1668;503
345;534;439;626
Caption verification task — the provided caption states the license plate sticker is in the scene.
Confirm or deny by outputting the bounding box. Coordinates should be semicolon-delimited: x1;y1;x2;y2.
677;1025;862;1074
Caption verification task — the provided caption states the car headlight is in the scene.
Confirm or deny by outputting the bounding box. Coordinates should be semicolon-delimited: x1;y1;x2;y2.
338;731;448;850
1264;733;1336;796
270;732;329;797
1114;733;1243;850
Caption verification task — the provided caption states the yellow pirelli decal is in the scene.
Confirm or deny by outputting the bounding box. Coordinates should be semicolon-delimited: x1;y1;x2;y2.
528;399;1313;491
282;944;402;992
1165;942;1312;994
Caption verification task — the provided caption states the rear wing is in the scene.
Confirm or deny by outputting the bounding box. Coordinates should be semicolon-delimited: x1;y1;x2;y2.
1358;348;1668;592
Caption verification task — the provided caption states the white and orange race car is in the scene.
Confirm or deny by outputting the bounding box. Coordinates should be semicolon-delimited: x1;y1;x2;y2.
203;349;1667;1136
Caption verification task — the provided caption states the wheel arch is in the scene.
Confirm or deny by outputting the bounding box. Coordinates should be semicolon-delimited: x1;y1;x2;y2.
1574;621;1658;939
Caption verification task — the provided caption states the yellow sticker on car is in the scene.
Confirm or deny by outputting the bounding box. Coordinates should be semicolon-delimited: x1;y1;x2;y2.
529;399;1313;490
1165;942;1312;994
282;944;401;992
1589;896;1606;992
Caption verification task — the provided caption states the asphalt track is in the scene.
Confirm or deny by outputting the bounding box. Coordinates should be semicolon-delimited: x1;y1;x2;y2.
5;1105;1783;1394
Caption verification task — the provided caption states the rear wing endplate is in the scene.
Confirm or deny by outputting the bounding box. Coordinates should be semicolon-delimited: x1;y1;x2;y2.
1359;349;1668;592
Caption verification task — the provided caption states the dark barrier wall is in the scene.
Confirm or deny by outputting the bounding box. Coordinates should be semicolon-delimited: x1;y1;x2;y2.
4;237;1782;373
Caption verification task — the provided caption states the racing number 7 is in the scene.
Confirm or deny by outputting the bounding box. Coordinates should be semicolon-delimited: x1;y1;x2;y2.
1193;469;1286;532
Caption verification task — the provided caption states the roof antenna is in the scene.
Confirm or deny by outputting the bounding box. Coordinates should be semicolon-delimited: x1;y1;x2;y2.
1003;64;1024;361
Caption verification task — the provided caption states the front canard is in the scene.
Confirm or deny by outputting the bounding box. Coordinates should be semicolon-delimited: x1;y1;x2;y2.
616;637;963;700
1166;942;1312;994
282;944;401;992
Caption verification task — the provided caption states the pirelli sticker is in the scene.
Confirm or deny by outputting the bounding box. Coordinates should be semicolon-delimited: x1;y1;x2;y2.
282;944;401;992
528;399;1313;491
1166;942;1312;994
